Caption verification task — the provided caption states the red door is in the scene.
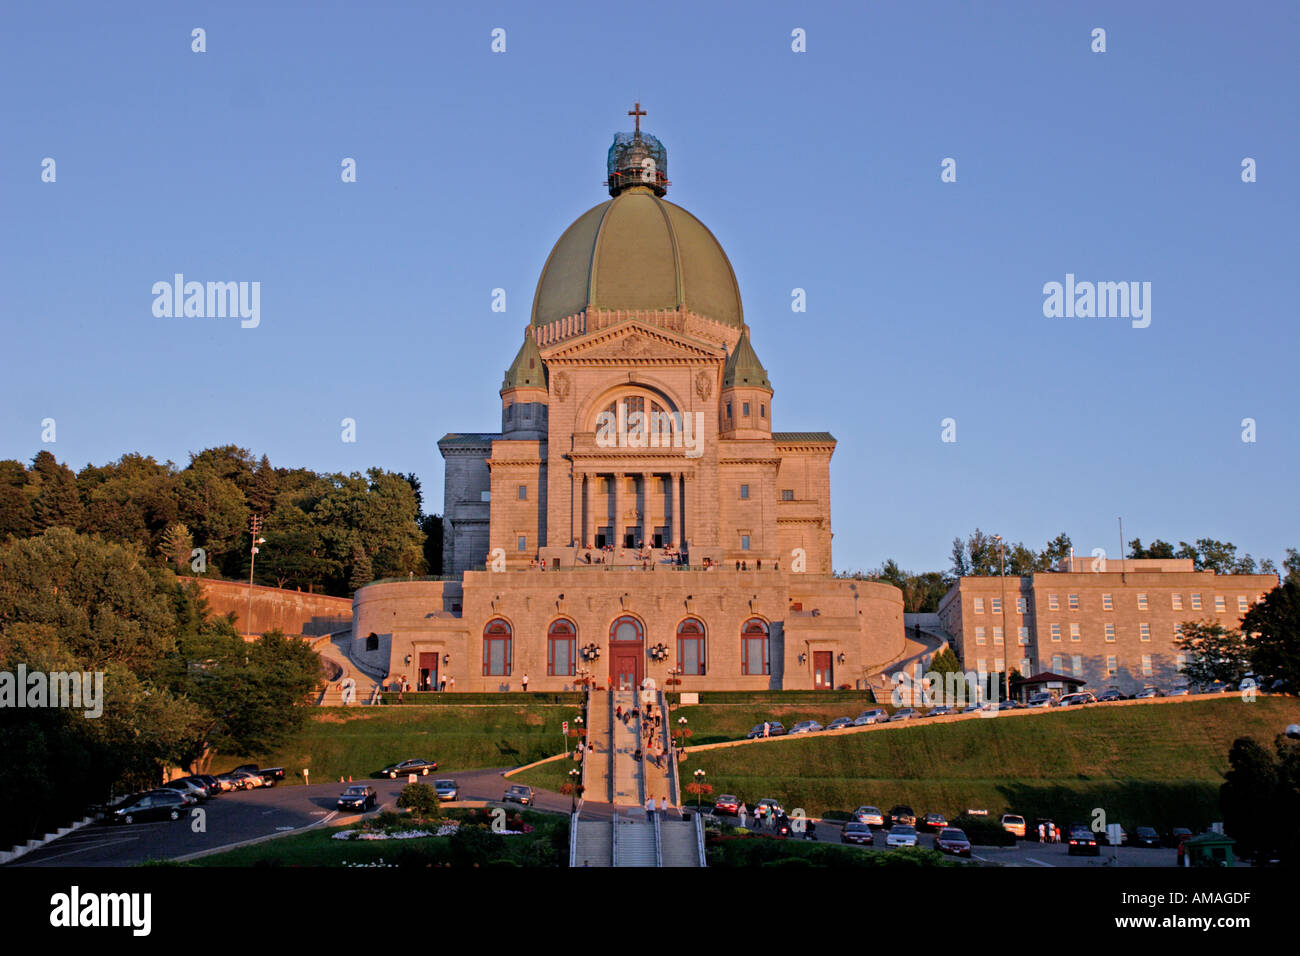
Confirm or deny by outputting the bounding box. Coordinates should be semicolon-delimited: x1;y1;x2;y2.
418;653;439;691
613;651;641;691
813;651;833;689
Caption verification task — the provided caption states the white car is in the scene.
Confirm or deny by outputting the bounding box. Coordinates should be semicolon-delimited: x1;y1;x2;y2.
854;709;889;726
886;825;918;847
853;805;885;826
788;720;823;735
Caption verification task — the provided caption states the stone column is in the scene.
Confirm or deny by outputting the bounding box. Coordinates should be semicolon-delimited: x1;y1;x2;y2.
582;473;593;548
641;472;654;547
680;472;690;553
664;472;675;546
612;471;624;551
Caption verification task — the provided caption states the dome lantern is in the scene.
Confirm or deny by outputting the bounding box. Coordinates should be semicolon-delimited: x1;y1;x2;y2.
606;102;669;197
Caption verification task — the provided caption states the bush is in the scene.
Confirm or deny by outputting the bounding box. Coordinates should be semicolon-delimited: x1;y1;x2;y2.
396;783;442;819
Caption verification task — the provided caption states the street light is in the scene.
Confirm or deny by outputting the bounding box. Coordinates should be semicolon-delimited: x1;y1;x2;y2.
677;716;688;755
568;768;580;812
246;515;265;637
693;768;706;811
993;534;1009;704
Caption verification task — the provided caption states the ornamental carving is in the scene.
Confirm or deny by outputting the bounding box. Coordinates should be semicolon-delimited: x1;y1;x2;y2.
695;370;713;401
553;371;571;400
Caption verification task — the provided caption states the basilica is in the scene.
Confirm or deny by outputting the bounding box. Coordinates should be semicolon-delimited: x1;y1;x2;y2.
349;109;907;692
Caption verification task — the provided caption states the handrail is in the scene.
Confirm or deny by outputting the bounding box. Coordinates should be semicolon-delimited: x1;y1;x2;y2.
660;691;682;807
611;812;619;868
569;809;579;868
694;808;707;866
653;809;663;868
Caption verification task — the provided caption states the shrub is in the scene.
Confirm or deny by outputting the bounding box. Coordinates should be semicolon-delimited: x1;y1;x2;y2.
950;813;1016;846
396;783;442;819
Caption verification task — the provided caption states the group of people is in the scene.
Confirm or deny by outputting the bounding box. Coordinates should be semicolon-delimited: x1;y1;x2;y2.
644;795;675;821
617;699;671;769
1038;822;1062;843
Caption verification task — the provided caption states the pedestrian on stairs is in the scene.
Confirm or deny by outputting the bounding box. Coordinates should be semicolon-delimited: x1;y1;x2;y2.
659;796;668;821
645;795;655;822
616;704;623;722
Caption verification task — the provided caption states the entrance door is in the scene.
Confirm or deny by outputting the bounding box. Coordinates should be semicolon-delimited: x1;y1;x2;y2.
419;652;439;691
813;651;833;689
613;650;641;691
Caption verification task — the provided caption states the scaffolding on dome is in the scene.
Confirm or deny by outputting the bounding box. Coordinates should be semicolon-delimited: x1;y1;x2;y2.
606;131;669;197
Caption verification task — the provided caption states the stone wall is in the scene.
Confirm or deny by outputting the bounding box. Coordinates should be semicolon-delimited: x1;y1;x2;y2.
182;577;352;637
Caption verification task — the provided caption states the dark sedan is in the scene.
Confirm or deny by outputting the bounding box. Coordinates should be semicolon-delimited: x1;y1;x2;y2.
434;779;459;801
745;722;787;739
337;785;378;811
1068;823;1100;856
503;784;534;806
841;822;874;845
886;805;916;827
1133;826;1162;848
935;827;971;857
376;758;438;779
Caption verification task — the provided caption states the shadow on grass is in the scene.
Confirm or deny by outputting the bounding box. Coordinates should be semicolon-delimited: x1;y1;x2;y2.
993;780;1220;832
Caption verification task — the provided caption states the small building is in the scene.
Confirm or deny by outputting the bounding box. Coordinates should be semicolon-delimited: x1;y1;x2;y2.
1010;671;1086;702
1184;832;1235;867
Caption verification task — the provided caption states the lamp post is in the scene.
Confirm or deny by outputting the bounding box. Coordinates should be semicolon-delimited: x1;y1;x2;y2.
993;534;1009;703
246;515;265;637
693;768;706;811
677;716;688;755
568;768;580;813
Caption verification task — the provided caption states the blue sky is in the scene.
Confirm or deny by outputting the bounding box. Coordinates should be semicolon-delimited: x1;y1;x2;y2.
2;0;1297;574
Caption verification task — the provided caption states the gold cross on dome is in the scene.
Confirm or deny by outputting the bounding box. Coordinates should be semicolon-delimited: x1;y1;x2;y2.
628;101;646;134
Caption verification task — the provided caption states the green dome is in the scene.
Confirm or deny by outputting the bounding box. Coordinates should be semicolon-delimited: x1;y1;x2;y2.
502;332;546;390
530;187;744;330
722;328;770;390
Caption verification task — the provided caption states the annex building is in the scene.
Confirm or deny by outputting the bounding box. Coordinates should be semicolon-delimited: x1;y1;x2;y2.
349;109;907;693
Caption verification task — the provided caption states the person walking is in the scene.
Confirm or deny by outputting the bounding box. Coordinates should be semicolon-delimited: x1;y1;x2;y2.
762;721;770;738
659;796;668;821
1038;822;1045;843
521;673;529;692
645;795;655;822
616;704;623;722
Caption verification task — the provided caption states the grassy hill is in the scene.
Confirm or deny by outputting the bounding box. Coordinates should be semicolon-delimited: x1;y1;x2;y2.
677;697;1300;832
214;698;582;782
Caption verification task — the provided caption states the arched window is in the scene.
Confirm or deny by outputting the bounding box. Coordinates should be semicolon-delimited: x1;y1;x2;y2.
610;616;644;642
483;619;512;676
365;632;379;652
677;618;706;676
548;618;576;676
741;618;769;676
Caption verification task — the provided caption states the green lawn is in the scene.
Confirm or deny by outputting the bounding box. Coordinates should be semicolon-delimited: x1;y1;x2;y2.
671;692;887;745
213;699;583;783
511;756;583;795
679;697;1300;832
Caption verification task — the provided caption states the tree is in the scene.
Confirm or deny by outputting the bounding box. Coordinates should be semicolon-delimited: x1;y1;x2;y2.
1220;735;1300;864
1173;620;1249;689
396;782;442;818
349;544;374;591
27;451;81;531
0;460;33;540
1129;537;1175;559
1283;548;1300;587
158;522;194;573
1241;581;1300;690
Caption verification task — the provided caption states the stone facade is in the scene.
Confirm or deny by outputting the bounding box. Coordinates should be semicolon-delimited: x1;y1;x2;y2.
936;559;1278;695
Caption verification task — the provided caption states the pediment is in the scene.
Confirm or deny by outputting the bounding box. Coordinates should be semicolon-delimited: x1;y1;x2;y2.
540;321;725;364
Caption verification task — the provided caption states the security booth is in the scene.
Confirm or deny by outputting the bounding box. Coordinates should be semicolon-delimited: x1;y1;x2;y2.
1184;832;1235;867
1011;672;1087;703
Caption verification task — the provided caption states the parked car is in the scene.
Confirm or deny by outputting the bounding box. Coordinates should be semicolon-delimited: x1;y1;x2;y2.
1133;826;1162;848
714;794;740;814
1098;689;1125;702
788;720;823;735
161;778;209;802
891;708;918;721
928;705;953;717
1133;687;1162;699
193;774;224;795
1206;682;1233;694
377;758;438;779
1001;814;1026;838
841;822;874;845
226;771;264;790
1101;825;1129;846
232;764;282;785
921;812;948;831
852;805;884;827
336;785;377;811
935;827;972;856
886;805;916;827
109;790;189;825
853;709;889;726
434;779;459;801
960;703;984;714
886;824;918;848
825;717;854;731
1167;826;1193;847
997;699;1022;711
1168;687;1190;696
1068;823;1100;855
502;784;533;806
1057;693;1096;707
745;721;787;739
1026;693;1053;709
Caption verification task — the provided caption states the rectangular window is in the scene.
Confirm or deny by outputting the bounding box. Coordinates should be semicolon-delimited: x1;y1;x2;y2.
1137;593;1149;610
1191;593;1202;610
974;597;985;613
1172;594;1183;610
740;534;750;551
1102;594;1113;611
994;658;1005;673
517;536;527;551
1018;626;1030;645
975;626;986;645
1237;596;1249;614
1052;654;1063;673
781;489;794;501
548;635;575;676
1072;655;1083;676
1214;595;1226;612
741;635;769;675
480;490;491;502
1105;623;1115;642
1020;659;1032;677
1050;623;1061;642
1049;594;1059;610
977;658;988;674
1068;594;1079;610
760;404;766;418
991;597;1002;613
1140;623;1150;641
740;484;749;500
726;402;732;418
1106;655;1117;676
1141;655;1153;677
1017;596;1028;614
742;402;750;416
1069;622;1080;641
993;626;1004;645
517;484;527;500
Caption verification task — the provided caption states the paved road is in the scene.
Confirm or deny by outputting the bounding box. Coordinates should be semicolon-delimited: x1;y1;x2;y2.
10;766;591;867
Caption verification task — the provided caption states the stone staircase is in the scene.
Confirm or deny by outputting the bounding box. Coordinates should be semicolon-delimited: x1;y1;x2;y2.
614;812;658;866
585;690;613;802
659;820;702;867
314;631;381;705
572;818;613;867
610;691;644;806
